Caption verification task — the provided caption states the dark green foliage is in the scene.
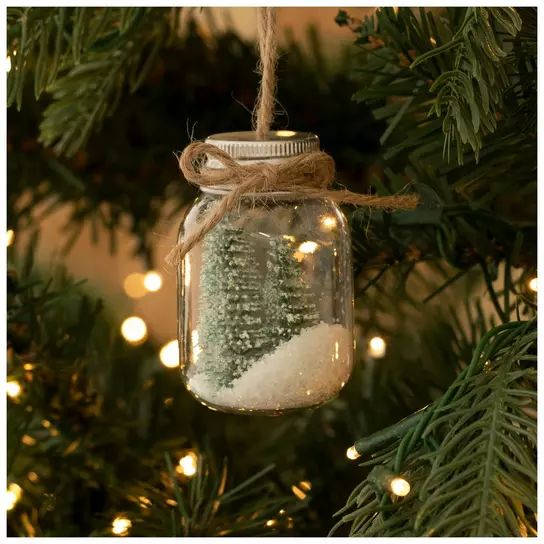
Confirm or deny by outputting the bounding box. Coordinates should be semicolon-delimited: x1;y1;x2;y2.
7;11;380;264
7;238;299;536
332;320;536;537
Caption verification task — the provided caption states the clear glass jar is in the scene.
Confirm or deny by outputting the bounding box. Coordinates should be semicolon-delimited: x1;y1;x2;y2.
177;131;354;414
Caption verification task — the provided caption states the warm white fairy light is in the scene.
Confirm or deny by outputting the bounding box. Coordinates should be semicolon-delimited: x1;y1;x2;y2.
6;56;11;73
291;485;307;500
320;215;337;231
368;336;387;358
160;340;179;368
177;451;198;477
6;380;22;399
111;515;132;536
120;316;147;345
390;477;411;497
346;446;361;460
430;36;437;45
528;277;537;293
265;519;277;527
298;241;319;254
6;483;22;511
143;270;162;292
123;273;147;299
6;229;15;247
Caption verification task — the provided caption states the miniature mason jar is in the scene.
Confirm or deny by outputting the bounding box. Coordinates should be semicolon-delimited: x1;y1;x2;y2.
177;131;353;414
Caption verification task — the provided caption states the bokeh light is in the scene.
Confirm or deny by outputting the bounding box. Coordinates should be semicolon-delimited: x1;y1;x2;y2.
177;451;198;477
123;273;147;299
528;276;537;293
143;271;162;292
6;483;22;511
111;515;132;536
120;316;148;345
160;340;179;368
6;229;15;247
368;336;387;358
6;380;21;399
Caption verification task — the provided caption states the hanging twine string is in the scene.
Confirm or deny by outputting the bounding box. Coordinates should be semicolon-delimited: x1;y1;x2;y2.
253;7;278;138
165;7;418;267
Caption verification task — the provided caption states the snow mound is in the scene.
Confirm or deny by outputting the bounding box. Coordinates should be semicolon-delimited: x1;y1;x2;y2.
188;322;353;411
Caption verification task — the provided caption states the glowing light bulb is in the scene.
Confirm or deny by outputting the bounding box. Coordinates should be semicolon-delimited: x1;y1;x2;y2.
6;56;11;73
276;130;296;137
368;336;387;358
265;519;277;527
430;36;437;45
6;229;15;247
111;516;132;536
6;380;21;399
143;271;162;292
120;316;147;345
291;485;307;500
346;446;361;460
528;277;537;293
160;340;179;368
320;215;337;231
299;480;312;491
390;477;411;497
177;451;198;477
298;241;318;254
123;273;147;299
6;483;22;511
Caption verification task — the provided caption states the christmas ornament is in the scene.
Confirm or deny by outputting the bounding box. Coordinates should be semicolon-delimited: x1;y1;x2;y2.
167;7;417;414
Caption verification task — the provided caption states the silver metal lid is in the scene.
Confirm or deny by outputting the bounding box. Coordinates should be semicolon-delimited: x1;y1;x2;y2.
205;130;320;161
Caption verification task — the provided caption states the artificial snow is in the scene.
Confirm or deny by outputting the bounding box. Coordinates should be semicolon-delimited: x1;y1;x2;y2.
188;322;352;411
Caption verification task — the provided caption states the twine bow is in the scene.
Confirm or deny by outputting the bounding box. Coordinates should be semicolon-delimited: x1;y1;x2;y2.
165;7;418;267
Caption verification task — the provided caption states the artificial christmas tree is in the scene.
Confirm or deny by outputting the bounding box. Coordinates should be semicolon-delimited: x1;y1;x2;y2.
263;236;320;344
195;225;271;388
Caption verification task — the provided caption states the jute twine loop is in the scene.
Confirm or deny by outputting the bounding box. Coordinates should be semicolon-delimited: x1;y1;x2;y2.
165;7;419;267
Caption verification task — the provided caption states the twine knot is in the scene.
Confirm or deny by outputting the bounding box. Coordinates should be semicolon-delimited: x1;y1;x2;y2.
165;7;419;268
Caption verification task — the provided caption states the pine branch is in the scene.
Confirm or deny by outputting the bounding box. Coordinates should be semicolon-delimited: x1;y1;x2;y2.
333;319;536;536
38;8;174;156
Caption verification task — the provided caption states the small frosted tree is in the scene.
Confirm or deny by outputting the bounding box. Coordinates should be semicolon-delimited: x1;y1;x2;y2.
198;225;271;387
264;237;319;344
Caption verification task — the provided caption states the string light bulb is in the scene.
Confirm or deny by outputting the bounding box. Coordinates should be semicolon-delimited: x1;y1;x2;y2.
123;273;147;299
6;380;22;399
6;56;11;73
528;276;537;293
6;229;15;247
6;483;22;511
111;515;132;536
120;316;147;345
160;340;179;368
143;271;162;292
368;336;387;358
177;451;198;477
390;477;411;497
346;445;361;460
298;241;319;254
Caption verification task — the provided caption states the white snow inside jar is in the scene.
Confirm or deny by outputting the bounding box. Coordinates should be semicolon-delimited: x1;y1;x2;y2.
177;131;354;414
